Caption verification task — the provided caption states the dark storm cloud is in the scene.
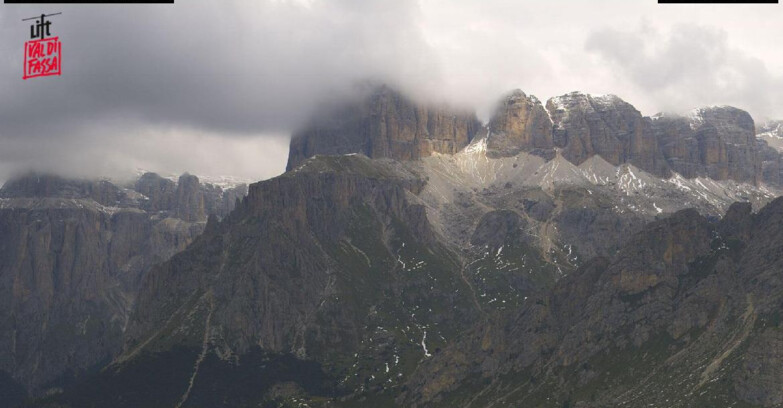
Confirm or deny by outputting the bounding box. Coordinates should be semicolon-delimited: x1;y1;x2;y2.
0;0;439;138
0;0;441;181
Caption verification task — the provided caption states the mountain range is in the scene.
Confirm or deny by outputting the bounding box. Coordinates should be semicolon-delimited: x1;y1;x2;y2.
2;85;782;407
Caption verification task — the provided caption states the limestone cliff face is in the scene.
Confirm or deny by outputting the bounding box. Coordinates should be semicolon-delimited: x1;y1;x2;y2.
485;90;673;177
756;121;783;187
202;182;247;220
545;92;671;177
134;172;176;212
755;139;783;187
0;173;247;395
174;174;205;222
652;107;760;184
287;86;782;187
0;204;202;393
135;172;246;221
488;91;779;185
486;90;553;158
286;85;481;170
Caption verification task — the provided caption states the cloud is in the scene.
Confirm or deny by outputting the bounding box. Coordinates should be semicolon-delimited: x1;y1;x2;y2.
0;0;782;183
585;23;783;120
1;0;440;135
0;118;290;183
0;0;439;181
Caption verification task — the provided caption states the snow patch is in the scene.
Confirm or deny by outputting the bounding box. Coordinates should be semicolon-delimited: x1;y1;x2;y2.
421;331;432;358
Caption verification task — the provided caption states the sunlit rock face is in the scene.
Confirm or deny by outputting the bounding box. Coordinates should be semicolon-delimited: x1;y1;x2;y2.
486;89;554;158
290;85;783;189
546;92;671;178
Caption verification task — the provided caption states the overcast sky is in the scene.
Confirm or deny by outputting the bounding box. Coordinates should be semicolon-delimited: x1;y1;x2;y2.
1;0;782;183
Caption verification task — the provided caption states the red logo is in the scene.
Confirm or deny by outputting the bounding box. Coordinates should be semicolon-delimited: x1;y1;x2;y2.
22;13;61;80
24;37;61;80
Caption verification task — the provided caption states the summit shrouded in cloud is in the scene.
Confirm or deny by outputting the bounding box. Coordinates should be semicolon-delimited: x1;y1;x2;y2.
0;0;782;182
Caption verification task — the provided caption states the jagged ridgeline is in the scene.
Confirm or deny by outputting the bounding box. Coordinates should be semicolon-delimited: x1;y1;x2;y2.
7;85;783;408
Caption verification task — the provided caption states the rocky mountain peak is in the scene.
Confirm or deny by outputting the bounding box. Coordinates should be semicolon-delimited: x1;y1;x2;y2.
134;172;176;210
688;105;755;128
485;90;778;186
545;91;671;177
653;106;760;184
486;89;554;158
0;173;127;207
286;84;482;171
174;173;205;222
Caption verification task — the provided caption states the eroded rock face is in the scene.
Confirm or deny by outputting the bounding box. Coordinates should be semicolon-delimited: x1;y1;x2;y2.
202;182;247;220
287;86;783;187
0;205;202;393
486;91;782;186
134;172;176;212
653;107;760;184
175;174;206;222
1;174;128;207
754;138;783;187
135;172;246;221
546;92;671;177
0;173;247;395
486;90;553;158
286;85;481;170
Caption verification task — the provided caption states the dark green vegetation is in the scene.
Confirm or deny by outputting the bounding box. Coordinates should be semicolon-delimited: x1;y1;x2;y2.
24;347;336;408
0;372;26;408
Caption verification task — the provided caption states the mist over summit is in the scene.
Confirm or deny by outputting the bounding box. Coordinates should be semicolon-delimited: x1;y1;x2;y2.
290;84;782;188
